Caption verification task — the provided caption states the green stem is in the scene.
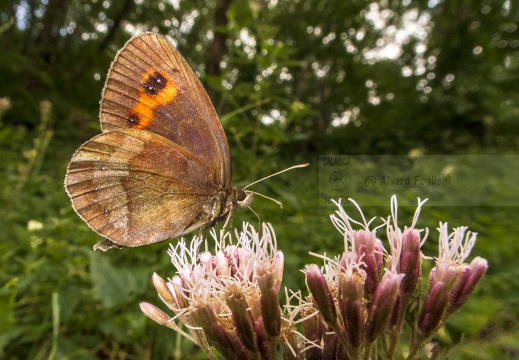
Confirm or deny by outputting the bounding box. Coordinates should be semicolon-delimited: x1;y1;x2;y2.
47;292;59;360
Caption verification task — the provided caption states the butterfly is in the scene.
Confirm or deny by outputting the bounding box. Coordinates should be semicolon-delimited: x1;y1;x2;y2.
65;33;257;251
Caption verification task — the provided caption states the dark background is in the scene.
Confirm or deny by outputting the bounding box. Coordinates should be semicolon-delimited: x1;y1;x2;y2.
1;0;518;358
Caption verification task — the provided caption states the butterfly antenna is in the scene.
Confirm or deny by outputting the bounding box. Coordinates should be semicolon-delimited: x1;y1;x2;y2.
247;191;284;208
243;163;309;190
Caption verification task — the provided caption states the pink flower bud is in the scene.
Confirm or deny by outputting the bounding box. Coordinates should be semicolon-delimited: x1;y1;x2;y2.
364;271;403;343
256;268;276;295
260;288;282;337
306;264;337;326
226;286;258;352
339;272;365;348
255;318;272;360
191;305;236;359
399;228;422;296
353;230;382;298
190;304;218;329
140;302;170;326
389;229;423;328
229;334;254;360
418;260;462;337
273;251;284;293
448;257;488;313
323;332;338;359
418;281;449;337
152;272;175;307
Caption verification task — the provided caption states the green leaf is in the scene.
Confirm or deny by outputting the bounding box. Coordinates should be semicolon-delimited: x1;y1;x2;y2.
88;252;148;309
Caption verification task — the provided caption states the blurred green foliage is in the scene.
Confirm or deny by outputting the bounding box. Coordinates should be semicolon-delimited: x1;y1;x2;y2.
0;0;518;358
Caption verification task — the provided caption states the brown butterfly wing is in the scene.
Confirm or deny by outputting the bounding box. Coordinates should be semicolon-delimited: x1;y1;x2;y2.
65;129;221;248
99;33;231;187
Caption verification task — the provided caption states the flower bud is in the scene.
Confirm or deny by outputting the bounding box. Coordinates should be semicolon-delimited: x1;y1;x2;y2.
191;305;236;359
260;288;282;338
418;281;449;337
339;271;365;348
305;264;337;326
429;261;460;292
364;271;403;343
389;228;423;328
226;286;258;352
353;230;382;298
273;251;284;293
152;273;175;307
140;302;170;326
448;257;488;314
399;228;422;296
323;332;338;360
256;270;276;295
255;318;272;360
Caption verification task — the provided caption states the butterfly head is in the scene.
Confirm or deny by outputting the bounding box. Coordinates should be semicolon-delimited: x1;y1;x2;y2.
234;188;254;210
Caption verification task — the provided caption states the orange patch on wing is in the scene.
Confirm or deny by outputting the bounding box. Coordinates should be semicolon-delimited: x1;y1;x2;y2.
131;69;178;129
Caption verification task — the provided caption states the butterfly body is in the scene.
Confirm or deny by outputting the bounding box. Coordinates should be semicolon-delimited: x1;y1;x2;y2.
65;33;252;250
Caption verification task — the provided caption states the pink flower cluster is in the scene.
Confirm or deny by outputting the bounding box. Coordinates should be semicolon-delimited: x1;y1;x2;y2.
140;223;290;359
141;196;487;359
303;197;487;358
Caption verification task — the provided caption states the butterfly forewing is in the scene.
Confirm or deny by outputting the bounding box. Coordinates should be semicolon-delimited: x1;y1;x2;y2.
100;33;231;186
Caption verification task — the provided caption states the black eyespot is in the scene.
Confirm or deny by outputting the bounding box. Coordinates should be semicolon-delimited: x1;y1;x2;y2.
143;71;167;96
127;113;139;125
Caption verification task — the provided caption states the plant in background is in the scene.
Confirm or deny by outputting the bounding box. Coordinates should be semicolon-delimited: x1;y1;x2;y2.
141;196;487;359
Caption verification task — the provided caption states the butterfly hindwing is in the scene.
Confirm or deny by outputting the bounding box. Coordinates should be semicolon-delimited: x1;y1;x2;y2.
65;129;220;248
